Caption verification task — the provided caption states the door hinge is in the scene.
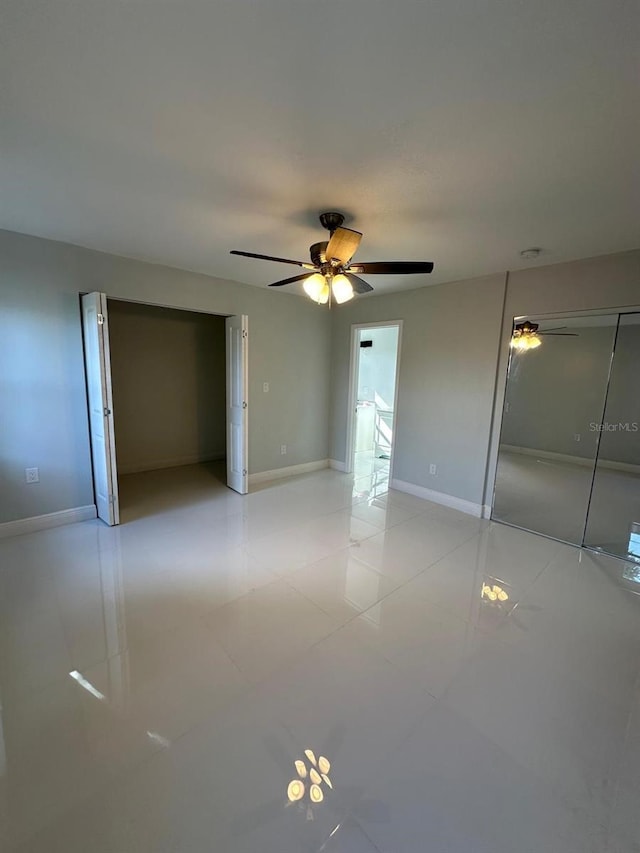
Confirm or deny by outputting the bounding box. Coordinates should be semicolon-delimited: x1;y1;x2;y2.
108;494;116;504
103;407;111;416
242;401;248;409
97;313;105;325
242;469;247;476
242;329;248;339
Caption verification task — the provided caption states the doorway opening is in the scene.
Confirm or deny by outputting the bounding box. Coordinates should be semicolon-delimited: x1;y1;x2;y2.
347;322;402;486
109;300;226;521
81;293;248;526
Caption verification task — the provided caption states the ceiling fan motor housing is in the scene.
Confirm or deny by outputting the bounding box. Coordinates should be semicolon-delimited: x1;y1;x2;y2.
318;211;345;233
310;241;329;266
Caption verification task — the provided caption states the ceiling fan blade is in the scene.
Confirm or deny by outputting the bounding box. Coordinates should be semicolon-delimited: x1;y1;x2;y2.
539;332;579;336
350;261;434;275
325;227;362;265
231;250;313;268
345;273;374;294
267;273;310;287
540;326;567;332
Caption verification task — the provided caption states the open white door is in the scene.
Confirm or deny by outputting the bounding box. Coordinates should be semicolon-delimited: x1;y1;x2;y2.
82;292;120;524
226;314;248;494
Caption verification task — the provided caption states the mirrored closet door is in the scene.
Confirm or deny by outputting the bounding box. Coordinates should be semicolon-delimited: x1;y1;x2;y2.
492;310;640;564
583;313;640;561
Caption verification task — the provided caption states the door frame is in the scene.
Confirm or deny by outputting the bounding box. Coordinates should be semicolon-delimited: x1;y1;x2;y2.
345;320;403;476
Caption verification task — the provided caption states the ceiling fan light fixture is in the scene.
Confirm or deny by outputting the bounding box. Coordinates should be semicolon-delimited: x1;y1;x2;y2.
331;274;354;304
303;273;327;303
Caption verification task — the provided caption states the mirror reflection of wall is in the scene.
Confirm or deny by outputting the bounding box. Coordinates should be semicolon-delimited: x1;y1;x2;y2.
492;314;618;545
584;313;640;561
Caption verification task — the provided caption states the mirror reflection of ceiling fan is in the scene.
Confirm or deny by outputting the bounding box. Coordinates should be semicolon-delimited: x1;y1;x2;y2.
510;321;579;351
230;211;434;305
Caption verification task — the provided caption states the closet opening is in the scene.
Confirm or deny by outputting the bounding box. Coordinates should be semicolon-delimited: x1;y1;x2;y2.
81;293;248;525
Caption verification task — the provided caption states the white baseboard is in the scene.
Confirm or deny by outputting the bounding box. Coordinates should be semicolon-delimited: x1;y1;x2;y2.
600;458;640;474
390;478;484;518
0;505;97;540
502;444;640;475
249;459;329;486
329;459;348;472
118;452;225;476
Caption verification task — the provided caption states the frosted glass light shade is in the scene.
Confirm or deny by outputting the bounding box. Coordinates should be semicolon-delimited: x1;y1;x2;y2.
303;274;326;302
331;274;354;304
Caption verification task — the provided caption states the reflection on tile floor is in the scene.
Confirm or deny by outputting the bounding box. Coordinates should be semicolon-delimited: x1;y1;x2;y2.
1;463;640;851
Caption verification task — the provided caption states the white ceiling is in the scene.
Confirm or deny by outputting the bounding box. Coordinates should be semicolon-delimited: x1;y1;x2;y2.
1;0;638;295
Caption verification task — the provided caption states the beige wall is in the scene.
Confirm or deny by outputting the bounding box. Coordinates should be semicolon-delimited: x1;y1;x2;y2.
330;274;507;510
330;249;640;514
0;229;331;524
1;222;638;528
108;301;226;474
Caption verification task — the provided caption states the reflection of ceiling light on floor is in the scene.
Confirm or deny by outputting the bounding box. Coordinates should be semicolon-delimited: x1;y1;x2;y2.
287;749;332;804
481;583;509;603
309;784;324;803
287;780;305;802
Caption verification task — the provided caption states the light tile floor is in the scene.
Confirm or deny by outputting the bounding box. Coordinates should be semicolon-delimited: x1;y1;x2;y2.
1;463;640;851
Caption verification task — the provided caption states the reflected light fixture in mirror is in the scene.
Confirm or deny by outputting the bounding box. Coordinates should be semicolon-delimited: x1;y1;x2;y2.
510;321;542;351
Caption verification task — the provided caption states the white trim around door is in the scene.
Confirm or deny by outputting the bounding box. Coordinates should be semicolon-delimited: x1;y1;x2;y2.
345;320;403;476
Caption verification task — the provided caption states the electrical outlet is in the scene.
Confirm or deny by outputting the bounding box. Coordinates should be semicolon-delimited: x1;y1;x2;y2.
280;444;287;455
263;382;269;393
25;467;39;483
429;463;437;476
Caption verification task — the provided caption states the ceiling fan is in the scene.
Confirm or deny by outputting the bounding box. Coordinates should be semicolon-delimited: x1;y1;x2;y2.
510;321;579;351
230;212;434;305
